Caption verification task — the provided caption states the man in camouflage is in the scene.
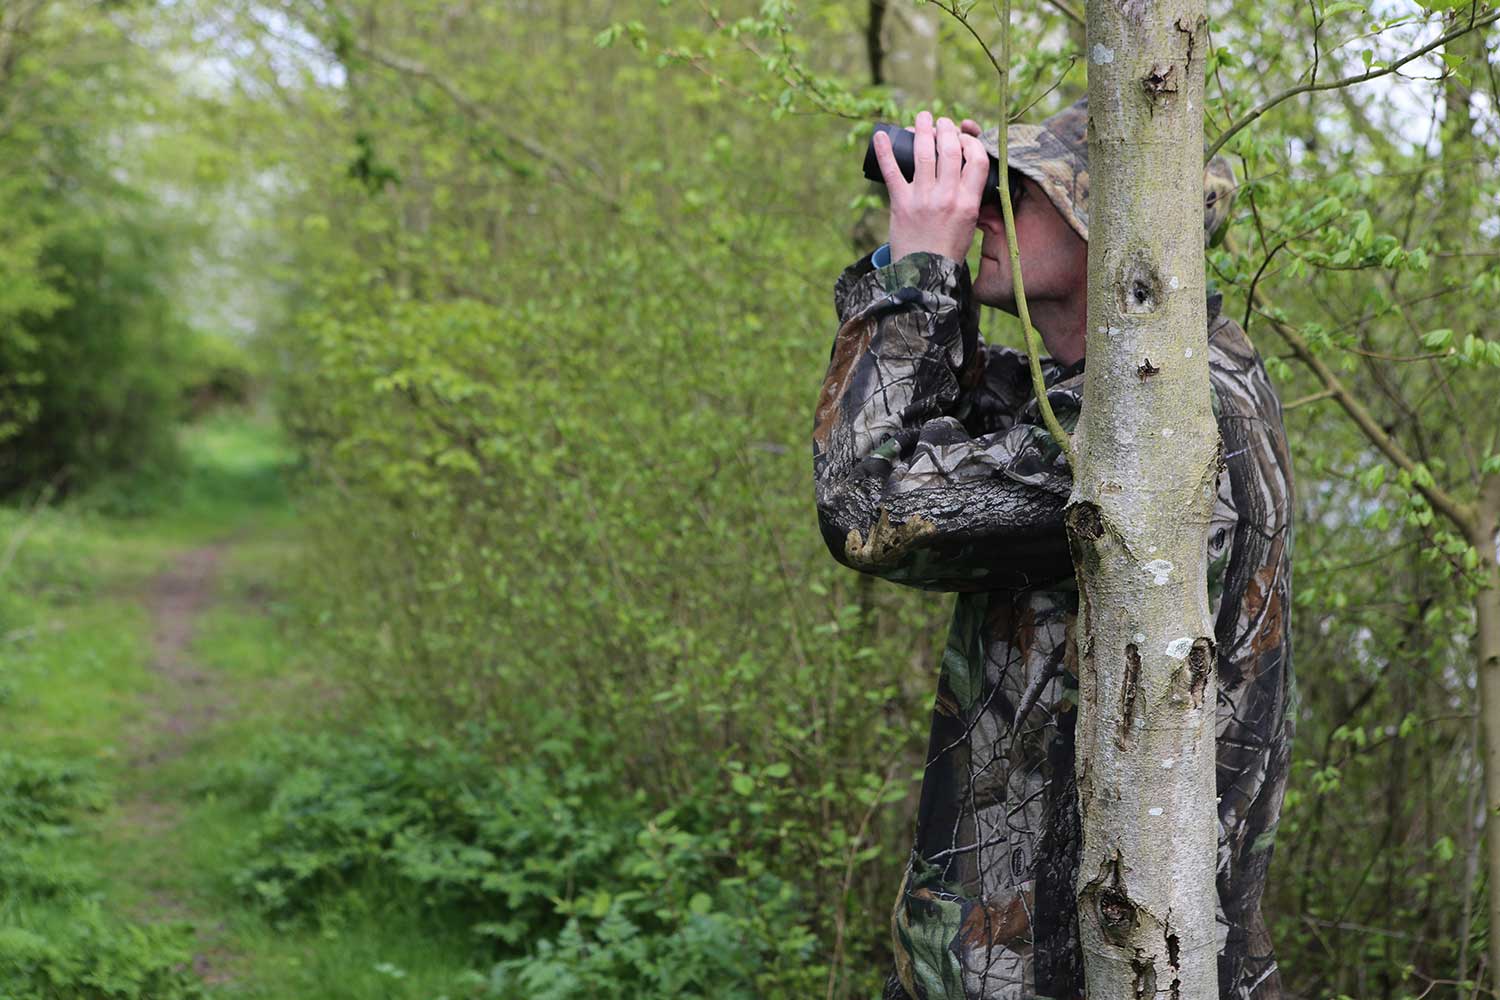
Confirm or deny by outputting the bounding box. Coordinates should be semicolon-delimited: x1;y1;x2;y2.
812;100;1293;1000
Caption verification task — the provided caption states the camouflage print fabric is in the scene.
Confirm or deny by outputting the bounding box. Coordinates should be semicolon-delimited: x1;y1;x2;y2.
812;251;1294;1000
978;98;1238;247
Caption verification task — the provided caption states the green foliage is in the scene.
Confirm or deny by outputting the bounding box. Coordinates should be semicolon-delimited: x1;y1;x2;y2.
0;751;106;838
0;2;207;498
0;910;203;1000
1;0;1493;995
0;754;201;1000
221;725;825;998
0;205;197;497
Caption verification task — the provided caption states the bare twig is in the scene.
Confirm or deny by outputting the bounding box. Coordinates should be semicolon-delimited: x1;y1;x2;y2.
1207;7;1500;158
1284;388;1336;410
1042;0;1085;26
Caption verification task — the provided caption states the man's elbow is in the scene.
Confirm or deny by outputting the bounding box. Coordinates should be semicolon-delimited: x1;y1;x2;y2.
817;504;867;574
816;494;937;578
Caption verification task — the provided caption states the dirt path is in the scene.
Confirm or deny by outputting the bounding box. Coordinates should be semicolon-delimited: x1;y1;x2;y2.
133;541;236;767
122;540;243;985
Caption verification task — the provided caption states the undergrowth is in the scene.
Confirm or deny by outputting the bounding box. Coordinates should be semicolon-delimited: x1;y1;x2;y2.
0;753;203;1000
217;723;824;999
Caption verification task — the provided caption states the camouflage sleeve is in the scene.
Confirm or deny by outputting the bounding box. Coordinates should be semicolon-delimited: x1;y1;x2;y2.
811;251;1078;592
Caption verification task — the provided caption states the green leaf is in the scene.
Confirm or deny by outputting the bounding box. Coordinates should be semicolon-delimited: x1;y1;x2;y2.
730;773;755;796
688;892;713;915
1421;328;1453;350
762;762;791;779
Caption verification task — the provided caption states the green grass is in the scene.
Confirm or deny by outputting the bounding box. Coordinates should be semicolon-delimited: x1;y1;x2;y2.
0;411;300;759
0;410;487;998
0;600;154;760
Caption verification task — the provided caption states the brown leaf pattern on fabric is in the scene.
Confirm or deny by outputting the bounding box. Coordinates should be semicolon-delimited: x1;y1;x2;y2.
814;251;1293;1000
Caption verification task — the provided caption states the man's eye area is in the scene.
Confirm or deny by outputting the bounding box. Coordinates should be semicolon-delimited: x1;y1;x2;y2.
1007;169;1027;205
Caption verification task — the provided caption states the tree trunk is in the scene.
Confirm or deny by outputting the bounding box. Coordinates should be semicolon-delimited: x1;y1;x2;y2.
1471;478;1500;990
1068;1;1219;998
1440;18;1498;988
880;2;938;103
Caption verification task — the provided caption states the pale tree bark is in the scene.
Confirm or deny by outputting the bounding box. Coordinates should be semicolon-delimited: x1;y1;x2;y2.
1438;18;1500;986
1440;13;1484;244
1068;0;1219;998
1470;472;1500;988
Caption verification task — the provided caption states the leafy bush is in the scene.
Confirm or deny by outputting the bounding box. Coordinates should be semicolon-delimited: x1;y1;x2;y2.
0;752;202;1000
225;725;825;998
180;334;261;417
0;751;106;839
0;5;200;500
0;754;102;904
280;262;932;992
0;910;202;1000
0;208;196;498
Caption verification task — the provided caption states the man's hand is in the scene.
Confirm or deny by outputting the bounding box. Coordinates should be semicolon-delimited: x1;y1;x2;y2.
872;111;991;264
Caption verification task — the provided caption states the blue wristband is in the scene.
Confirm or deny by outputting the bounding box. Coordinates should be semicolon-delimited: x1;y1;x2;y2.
870;243;892;268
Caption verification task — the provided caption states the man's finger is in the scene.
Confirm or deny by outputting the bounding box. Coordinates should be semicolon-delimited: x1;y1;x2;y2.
912;110;936;187
959;133;990;202
960;119;983;137
935;117;962;190
871;130;906;191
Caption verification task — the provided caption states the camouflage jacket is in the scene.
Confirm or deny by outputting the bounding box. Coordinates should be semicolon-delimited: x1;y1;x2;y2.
812;251;1294;1000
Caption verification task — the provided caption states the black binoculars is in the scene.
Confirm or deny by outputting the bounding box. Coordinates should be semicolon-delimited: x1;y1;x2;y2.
862;123;1005;205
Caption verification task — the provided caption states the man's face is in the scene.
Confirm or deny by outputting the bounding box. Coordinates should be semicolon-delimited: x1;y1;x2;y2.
972;173;1088;314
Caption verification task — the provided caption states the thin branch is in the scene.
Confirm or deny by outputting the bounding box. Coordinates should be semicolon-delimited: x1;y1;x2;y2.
1339;344;1448;362
1042;0;1086;27
986;0;1075;466
694;0;870;121
1284;388;1336;410
1207;7;1500;158
1226;234;1476;535
1380;271;1483;482
353;42;606;192
938;1;1005;80
1300;539;1419;576
1308;0;1323;88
